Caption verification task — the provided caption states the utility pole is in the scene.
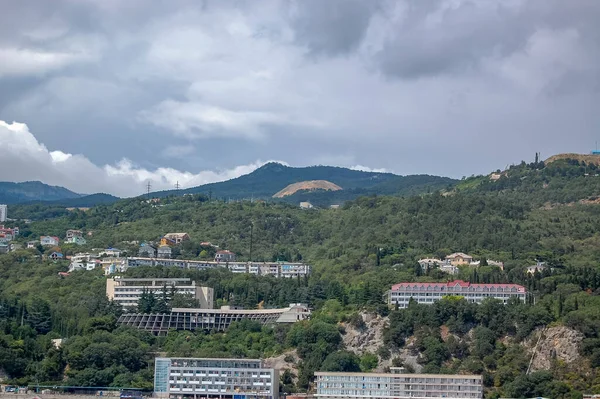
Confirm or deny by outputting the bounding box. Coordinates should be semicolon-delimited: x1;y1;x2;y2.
249;223;253;262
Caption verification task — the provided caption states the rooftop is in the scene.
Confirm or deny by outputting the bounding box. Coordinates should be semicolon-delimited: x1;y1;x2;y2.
391;280;526;292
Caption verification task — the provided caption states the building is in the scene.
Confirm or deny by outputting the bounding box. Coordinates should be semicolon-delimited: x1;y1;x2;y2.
0;225;18;241
315;368;482;399
49;252;64;261
40;236;60;246
215;250;236;262
106;277;213;309
388;280;527;308
526;261;547;275
119;303;310;335
162;233;190;245
0;205;6;222
66;236;87;245
124;257;311;278
139;243;157;258
26;241;38;249
99;248;122;257
299;202;313;209
445;253;474;266
418;258;443;271
66;229;83;240
0;243;8;254
157;245;172;259
154;357;279;399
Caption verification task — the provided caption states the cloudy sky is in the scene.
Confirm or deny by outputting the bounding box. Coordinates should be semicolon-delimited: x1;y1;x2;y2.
1;0;599;197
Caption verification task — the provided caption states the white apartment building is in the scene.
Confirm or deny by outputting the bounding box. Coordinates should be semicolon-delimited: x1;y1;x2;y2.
388;280;527;308
315;369;483;399
0;205;6;222
154;357;278;399
106;277;213;309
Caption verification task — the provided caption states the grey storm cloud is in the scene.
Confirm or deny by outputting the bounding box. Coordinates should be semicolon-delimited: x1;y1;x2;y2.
0;0;599;196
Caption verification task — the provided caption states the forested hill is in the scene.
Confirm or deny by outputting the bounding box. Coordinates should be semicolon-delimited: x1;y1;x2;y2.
3;156;600;397
152;162;456;205
0;181;82;204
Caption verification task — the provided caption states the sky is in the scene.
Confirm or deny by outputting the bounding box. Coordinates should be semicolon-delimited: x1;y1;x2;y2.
0;0;599;197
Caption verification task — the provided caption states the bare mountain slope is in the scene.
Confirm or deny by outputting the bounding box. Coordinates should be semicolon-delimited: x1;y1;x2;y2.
272;180;342;198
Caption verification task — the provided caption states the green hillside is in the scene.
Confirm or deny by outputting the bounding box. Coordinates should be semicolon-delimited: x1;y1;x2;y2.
2;157;600;397
0;181;81;204
153;163;456;205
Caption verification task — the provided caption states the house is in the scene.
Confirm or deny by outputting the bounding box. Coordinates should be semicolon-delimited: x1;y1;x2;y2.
160;237;177;247
157;245;172;259
330;204;340;209
299;202;313;209
49;252;64;261
527;261;547;274
26;241;39;249
0;243;8;254
66;229;83;240
418;258;443;271
444;252;474;266
200;241;218;248
138;243;157;258
162;233;190;244
40;236;60;246
215;250;236;262
0;225;18;241
66;236;87;245
439;264;459;275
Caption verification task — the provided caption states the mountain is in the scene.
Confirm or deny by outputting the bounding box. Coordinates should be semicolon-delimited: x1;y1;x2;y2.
0;181;81;204
154;163;457;205
42;193;120;207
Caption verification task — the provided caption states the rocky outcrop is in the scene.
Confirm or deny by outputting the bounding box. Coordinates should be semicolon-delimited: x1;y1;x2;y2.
525;326;584;372
272;180;342;198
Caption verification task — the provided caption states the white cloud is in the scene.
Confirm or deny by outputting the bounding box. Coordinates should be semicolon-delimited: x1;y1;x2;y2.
0;48;92;78
0;120;280;197
350;165;389;173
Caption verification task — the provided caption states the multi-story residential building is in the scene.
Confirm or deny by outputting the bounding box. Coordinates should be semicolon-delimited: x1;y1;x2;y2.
154;357;278;399
0;205;7;222
40;236;60;246
215;250;236;262
157;245;172;259
106;277;213;309
418;258;443;271
119;303;310;334
315;368;482;399
388;280;527;308
0;225;18;242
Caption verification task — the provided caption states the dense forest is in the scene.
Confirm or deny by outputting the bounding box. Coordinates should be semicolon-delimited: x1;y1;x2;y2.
2;158;600;398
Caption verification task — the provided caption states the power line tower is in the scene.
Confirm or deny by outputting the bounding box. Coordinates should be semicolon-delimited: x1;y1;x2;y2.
146;181;152;199
175;181;181;190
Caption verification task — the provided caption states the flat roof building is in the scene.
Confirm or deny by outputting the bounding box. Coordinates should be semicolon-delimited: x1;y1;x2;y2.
119;303;310;335
154;357;278;399
106;277;213;309
388;280;526;308
315;369;482;399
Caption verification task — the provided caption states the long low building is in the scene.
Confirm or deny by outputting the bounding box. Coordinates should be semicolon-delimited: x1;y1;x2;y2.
106;277;213;309
125;257;311;278
388;280;526;308
315;368;483;399
155;357;278;399
118;303;310;335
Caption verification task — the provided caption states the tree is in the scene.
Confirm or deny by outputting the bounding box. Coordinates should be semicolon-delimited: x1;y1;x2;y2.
321;351;361;372
137;288;156;313
26;297;52;334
